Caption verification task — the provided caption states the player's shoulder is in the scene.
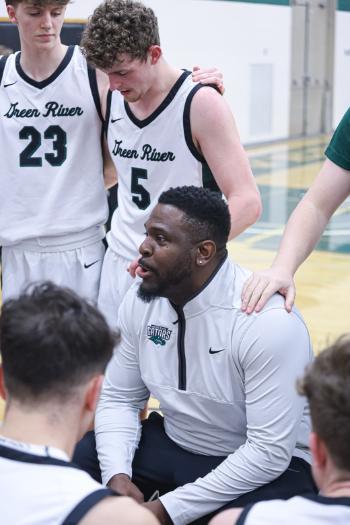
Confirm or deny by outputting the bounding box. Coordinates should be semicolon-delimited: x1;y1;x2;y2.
245;495;334;523
80;495;158;525
189;82;231;129
191;82;223;104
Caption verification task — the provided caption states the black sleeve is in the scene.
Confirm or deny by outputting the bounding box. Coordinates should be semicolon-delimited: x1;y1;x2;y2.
236;504;254;525
62;488;119;525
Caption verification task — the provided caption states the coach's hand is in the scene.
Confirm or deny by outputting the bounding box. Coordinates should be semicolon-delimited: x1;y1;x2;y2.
108;473;144;503
144;500;172;525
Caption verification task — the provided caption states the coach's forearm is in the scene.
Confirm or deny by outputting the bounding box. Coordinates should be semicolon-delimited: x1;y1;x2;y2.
95;402;142;485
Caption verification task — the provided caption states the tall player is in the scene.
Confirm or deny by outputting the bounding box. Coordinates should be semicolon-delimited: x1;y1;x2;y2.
0;0;222;303
82;0;262;328
0;0;114;303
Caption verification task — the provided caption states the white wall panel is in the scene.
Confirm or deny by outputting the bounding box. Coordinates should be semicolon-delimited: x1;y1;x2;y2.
1;0;292;143
333;11;350;128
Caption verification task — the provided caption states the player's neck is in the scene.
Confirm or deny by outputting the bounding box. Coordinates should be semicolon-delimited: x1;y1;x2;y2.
131;60;183;118
19;42;68;82
320;473;350;498
0;401;80;459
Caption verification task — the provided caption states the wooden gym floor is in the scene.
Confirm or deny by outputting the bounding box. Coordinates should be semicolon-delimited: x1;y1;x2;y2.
1;134;349;420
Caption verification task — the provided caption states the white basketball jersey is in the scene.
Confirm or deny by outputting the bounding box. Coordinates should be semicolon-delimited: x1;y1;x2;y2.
0;436;117;525
0;47;108;246
106;71;220;260
238;495;350;525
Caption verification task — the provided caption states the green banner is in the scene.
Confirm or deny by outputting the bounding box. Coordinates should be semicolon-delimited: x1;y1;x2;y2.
338;0;350;11
210;0;290;5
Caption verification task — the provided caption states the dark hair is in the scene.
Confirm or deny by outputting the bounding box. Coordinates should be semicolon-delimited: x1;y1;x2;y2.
81;0;160;70
0;282;115;403
158;186;230;250
298;334;350;471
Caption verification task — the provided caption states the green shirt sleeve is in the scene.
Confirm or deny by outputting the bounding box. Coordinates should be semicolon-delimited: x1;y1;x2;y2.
325;107;350;170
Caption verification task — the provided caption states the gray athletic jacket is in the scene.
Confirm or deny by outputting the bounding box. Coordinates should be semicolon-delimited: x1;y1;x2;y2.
96;256;312;525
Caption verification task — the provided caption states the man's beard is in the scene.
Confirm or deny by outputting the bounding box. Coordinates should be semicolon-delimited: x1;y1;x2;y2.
137;284;161;303
137;257;193;304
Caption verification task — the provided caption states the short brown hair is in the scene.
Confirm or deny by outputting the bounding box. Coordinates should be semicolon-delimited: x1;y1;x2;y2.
0;282;116;403
81;0;160;70
298;334;350;471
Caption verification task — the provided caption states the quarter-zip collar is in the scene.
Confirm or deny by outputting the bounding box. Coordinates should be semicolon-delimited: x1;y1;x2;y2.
170;252;235;319
168;253;233;391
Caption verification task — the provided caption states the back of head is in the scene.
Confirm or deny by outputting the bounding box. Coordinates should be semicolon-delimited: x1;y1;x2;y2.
298;334;350;471
0;282;115;404
159;186;231;251
82;0;160;70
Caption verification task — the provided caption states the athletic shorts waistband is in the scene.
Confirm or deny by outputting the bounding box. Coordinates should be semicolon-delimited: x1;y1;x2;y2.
2;226;105;253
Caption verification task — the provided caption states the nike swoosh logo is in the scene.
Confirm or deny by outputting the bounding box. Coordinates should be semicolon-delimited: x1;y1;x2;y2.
84;260;101;269
209;348;225;355
4;81;17;88
111;117;123;123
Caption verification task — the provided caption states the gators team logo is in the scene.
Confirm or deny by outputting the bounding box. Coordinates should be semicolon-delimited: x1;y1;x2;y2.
147;324;172;346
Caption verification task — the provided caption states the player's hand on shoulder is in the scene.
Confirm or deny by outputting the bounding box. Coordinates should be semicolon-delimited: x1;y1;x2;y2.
192;65;225;94
241;267;296;314
108;473;144;503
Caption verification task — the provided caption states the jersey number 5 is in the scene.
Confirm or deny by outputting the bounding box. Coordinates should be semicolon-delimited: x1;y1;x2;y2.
131;168;151;210
19;125;67;167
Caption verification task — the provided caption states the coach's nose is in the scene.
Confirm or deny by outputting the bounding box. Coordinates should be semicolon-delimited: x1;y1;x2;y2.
139;235;153;257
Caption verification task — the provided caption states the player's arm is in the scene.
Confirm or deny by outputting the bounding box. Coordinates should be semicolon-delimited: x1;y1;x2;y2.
96;68;118;189
241;158;350;313
190;88;262;239
80;495;160;525
208;508;244;525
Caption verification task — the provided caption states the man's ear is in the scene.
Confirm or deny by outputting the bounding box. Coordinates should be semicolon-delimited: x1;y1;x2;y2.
196;240;216;267
84;375;104;414
310;431;327;468
7;6;17;24
0;366;7;401
149;45;162;65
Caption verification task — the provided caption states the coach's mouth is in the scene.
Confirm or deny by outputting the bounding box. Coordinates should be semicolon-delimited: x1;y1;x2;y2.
136;260;156;279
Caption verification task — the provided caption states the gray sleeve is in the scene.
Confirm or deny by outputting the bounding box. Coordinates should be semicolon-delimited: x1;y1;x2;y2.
95;297;150;485
160;309;312;525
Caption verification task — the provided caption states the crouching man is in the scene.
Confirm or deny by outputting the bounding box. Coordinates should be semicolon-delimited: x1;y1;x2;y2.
74;186;315;525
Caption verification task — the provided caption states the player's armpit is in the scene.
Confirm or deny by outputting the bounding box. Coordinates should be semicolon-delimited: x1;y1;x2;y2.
102;136;118;189
95;68;110;120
